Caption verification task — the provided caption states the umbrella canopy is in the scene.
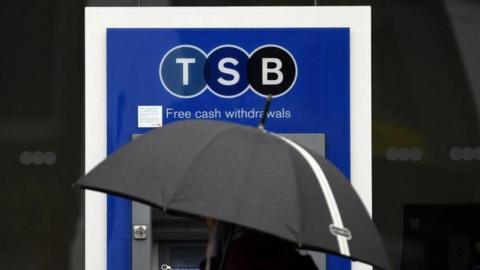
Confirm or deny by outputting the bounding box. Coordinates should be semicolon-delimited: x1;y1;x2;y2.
76;120;390;270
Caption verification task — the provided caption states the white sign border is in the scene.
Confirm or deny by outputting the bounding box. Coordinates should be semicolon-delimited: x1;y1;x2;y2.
85;6;371;270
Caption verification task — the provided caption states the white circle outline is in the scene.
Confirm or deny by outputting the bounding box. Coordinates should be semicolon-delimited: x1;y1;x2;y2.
205;44;251;99
247;44;298;98
159;44;208;99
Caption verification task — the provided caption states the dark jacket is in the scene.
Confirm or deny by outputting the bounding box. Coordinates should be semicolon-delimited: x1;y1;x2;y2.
202;232;318;270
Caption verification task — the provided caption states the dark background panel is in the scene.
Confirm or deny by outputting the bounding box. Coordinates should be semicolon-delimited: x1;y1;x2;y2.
371;1;480;269
87;0;315;6
0;1;84;270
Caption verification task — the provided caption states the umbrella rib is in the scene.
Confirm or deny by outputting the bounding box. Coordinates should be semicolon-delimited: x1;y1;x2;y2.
277;136;351;257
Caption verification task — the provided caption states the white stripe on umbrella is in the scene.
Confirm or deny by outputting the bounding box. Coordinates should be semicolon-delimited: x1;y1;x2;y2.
278;136;351;256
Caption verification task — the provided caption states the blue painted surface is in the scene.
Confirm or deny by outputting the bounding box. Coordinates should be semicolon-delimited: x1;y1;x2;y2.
107;28;350;270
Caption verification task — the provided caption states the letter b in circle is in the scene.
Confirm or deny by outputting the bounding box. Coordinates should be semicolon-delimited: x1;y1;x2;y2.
248;45;297;97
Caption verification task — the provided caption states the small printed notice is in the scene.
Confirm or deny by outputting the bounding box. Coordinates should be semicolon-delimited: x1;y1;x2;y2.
138;106;163;128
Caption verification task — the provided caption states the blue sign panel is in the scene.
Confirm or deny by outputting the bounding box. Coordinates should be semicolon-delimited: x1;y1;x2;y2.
107;28;350;270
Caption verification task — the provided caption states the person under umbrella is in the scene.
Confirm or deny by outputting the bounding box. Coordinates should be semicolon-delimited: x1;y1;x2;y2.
75;97;391;270
201;219;318;270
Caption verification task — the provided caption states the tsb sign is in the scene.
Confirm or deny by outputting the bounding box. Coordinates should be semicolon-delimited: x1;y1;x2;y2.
159;45;297;98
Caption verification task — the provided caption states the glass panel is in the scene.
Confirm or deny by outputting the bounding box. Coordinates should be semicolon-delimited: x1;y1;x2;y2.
370;1;480;270
0;1;84;270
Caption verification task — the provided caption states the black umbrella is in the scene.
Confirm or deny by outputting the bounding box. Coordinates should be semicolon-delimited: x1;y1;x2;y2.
75;119;390;270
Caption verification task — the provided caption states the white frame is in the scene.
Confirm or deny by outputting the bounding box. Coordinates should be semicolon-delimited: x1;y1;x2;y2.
85;6;371;270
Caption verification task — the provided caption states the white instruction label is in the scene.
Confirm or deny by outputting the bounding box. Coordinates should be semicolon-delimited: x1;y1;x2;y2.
138;106;163;128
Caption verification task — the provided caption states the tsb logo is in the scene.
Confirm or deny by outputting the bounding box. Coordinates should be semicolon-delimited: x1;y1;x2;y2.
159;44;297;98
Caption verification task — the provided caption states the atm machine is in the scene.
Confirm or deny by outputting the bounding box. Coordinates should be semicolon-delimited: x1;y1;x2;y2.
85;6;371;270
